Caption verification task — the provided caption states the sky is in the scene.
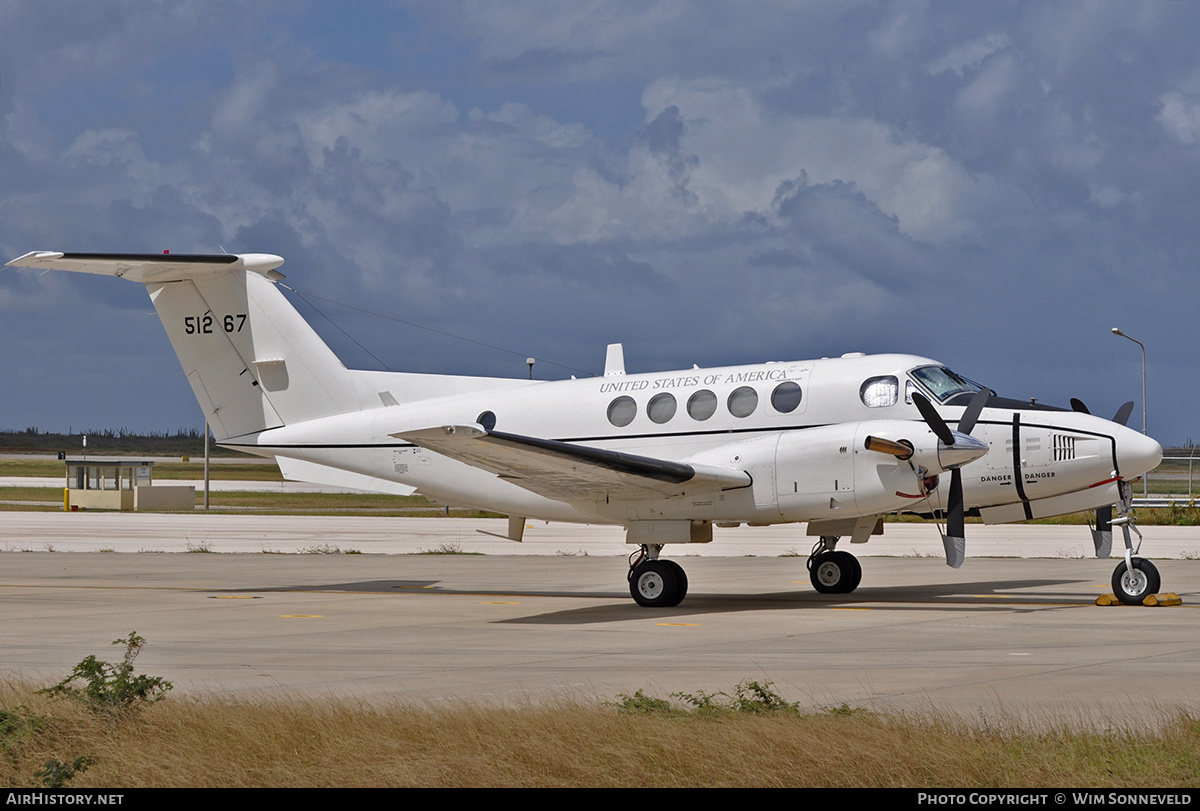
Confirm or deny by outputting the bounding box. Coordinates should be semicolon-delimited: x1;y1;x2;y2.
1;1;1198;446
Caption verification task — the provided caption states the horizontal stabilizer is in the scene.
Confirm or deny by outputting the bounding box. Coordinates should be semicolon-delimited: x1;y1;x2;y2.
6;251;285;283
394;425;750;502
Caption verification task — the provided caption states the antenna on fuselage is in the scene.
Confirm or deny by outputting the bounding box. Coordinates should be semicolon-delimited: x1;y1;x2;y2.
604;343;626;377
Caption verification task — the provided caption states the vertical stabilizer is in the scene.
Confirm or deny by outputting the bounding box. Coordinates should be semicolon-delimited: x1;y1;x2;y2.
147;271;361;439
5;252;363;441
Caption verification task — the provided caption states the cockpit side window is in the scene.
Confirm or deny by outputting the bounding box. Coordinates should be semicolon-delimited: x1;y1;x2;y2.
860;376;898;408
909;365;983;403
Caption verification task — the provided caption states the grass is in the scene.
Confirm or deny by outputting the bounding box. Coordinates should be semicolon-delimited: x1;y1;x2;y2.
416;543;482;555
0;486;505;517
1;679;1198;787
300;543;361;554
886;509;1199;527
0;458;283;480
2;485;1195;524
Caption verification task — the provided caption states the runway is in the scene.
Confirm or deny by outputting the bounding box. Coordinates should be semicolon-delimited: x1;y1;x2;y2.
2;513;1198;728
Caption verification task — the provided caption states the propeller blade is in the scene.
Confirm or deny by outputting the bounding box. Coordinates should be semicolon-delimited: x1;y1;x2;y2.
911;391;955;446
957;389;990;436
1070;398;1090;415
1091;505;1113;558
941;526;965;569
1112;402;1135;427
946;469;965;541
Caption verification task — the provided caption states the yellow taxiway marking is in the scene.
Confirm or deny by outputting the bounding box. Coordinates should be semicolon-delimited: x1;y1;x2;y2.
279;614;323;618
208;595;260;599
656;622;700;626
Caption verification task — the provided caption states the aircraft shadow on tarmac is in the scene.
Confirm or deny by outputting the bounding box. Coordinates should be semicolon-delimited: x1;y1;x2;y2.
212;576;1102;625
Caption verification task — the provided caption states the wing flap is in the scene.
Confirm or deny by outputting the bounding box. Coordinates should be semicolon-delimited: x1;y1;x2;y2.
394;425;750;502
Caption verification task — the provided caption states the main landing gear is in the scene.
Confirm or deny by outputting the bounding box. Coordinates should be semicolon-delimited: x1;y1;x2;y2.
807;536;862;594
628;545;688;608
626;535;868;606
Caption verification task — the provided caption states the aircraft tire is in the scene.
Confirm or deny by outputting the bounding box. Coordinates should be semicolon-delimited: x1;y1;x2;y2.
810;552;855;594
840;552;863;593
659;559;689;606
1111;557;1160;605
630;561;680;608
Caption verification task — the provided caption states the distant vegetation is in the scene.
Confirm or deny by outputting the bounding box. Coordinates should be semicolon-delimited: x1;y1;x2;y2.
0;428;248;458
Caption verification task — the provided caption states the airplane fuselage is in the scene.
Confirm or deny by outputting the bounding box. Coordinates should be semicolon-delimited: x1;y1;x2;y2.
234;352;1159;533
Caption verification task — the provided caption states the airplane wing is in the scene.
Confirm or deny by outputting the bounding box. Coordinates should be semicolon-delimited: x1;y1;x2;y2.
394;425;751;502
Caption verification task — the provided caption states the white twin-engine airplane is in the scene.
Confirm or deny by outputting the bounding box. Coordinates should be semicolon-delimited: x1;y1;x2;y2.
8;251;1166;607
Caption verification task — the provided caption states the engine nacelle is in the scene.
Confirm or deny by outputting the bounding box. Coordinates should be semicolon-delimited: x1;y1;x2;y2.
768;419;987;523
858;419;987;476
672;418;990;525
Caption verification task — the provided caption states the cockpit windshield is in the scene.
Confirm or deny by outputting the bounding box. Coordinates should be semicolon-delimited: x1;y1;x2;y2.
910;365;985;404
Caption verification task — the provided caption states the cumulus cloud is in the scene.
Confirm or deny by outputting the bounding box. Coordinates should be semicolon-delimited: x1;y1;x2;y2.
927;33;1013;76
1157;91;1200;145
3;1;1200;441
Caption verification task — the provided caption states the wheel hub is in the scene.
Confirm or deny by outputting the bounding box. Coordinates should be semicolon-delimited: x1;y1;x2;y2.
816;561;842;588
637;571;665;600
1119;569;1147;596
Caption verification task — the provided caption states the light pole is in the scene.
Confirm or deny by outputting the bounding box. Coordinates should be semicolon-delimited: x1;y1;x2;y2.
1111;327;1148;497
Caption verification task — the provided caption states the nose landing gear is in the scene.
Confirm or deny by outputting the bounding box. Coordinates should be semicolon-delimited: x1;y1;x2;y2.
1110;480;1161;605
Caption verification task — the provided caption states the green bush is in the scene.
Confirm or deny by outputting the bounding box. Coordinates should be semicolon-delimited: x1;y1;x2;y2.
35;756;93;788
40;632;172;716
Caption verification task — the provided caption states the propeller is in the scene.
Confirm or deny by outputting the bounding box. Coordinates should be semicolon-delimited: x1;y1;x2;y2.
862;390;989;567
1070;398;1090;415
912;389;990;568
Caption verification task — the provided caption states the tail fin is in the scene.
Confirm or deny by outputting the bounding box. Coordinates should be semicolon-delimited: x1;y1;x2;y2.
7;252;362;440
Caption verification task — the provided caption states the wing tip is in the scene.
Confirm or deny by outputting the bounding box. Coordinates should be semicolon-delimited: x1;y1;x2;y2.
6;251;64;268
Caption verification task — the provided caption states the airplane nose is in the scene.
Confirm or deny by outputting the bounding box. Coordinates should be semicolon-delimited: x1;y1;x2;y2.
1116;427;1163;479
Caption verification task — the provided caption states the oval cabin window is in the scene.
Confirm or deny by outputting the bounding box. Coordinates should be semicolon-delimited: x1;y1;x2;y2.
727;386;758;418
687;390;718;421
647;392;677;424
770;381;802;413
607;396;637;427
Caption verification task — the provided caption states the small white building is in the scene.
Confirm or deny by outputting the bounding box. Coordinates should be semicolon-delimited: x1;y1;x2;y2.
64;458;194;511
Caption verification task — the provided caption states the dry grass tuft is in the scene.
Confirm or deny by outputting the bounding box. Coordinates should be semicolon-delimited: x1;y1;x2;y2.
2;680;1199;788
